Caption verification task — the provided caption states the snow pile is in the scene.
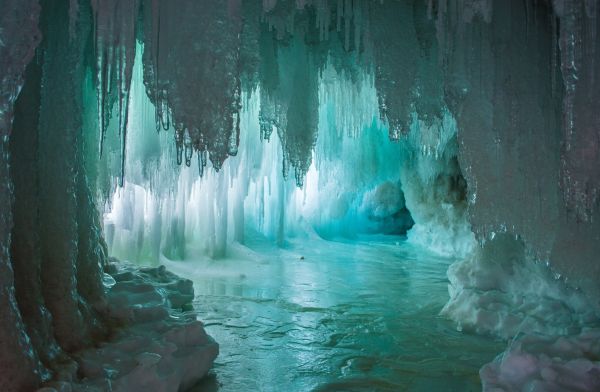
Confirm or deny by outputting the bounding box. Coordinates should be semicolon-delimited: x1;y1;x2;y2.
37;261;218;392
442;233;600;390
480;330;600;391
442;234;598;340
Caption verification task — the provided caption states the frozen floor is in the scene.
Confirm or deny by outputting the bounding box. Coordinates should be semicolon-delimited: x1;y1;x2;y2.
161;234;505;391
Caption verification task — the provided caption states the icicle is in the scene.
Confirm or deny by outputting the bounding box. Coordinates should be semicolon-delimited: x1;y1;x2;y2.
197;151;205;177
160;91;170;130
176;143;183;166
184;129;193;167
96;42;107;156
201;149;208;169
229;78;242;156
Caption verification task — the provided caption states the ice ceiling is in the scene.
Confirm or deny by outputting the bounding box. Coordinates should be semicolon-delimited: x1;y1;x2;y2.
95;0;600;289
0;0;600;391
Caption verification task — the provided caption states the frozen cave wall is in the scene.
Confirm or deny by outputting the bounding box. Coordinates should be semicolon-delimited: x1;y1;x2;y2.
1;0;600;390
1;0;218;391
439;0;600;301
0;1;45;389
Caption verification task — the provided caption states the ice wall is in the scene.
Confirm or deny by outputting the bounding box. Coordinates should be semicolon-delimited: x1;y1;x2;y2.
102;0;482;265
1;0;218;390
0;0;47;390
104;49;418;263
434;1;600;388
435;0;600;302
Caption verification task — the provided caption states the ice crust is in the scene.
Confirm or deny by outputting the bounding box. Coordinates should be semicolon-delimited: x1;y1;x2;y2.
443;234;600;340
480;330;600;392
36;261;218;392
481;338;600;392
442;233;600;391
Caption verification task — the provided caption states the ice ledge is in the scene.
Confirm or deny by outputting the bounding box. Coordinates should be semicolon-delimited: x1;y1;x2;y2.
37;260;218;392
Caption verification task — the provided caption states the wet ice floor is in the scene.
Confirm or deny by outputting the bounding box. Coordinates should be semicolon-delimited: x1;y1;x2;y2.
164;234;504;392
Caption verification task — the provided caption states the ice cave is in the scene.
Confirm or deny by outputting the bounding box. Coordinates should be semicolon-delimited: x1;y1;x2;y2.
1;0;600;391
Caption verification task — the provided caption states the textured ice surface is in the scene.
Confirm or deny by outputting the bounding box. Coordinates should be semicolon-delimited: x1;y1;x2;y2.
400;112;475;258
442;233;600;391
481;330;600;391
36;261;218;392
169;235;505;391
141;0;243;172
442;234;599;340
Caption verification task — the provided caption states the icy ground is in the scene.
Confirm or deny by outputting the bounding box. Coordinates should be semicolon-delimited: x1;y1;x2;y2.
159;234;504;391
37;262;218;392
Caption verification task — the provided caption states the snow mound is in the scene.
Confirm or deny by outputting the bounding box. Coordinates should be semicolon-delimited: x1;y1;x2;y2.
442;234;598;340
37;261;218;392
443;234;600;390
481;330;600;392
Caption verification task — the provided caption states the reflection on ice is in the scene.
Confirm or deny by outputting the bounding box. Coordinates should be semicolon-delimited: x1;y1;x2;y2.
155;235;503;391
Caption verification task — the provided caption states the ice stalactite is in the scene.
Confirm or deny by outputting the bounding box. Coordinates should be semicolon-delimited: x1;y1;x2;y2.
369;0;421;140
141;0;243;173
91;0;139;185
105;51;418;262
256;0;371;183
269;35;319;186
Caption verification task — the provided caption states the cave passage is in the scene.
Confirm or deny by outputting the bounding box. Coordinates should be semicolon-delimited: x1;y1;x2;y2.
104;45;497;389
103;41;500;389
1;1;600;391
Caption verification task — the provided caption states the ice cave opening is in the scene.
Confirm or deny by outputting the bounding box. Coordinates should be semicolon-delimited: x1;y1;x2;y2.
1;1;600;391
